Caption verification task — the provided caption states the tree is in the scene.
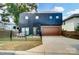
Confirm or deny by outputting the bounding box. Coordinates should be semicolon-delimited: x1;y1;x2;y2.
27;3;37;12
0;3;10;22
6;3;37;25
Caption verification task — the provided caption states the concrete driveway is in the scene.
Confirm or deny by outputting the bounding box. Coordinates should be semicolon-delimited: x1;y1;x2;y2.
26;36;79;55
0;36;79;55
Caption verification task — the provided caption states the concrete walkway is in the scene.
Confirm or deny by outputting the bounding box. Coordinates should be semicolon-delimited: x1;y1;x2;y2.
0;36;79;55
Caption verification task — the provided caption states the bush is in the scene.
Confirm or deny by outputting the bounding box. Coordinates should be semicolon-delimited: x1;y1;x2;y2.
75;25;79;31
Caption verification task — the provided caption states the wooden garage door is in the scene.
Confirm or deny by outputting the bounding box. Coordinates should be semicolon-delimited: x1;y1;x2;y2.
41;26;61;36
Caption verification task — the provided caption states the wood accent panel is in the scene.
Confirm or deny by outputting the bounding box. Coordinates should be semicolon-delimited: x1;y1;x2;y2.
41;26;61;36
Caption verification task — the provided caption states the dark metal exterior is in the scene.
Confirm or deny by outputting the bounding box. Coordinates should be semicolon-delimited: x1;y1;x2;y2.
19;12;62;35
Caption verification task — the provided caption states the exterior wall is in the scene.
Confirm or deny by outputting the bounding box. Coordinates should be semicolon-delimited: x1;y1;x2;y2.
0;23;4;29
62;17;79;31
19;12;62;27
19;12;62;35
62;18;75;31
4;24;16;31
0;22;16;31
74;18;79;28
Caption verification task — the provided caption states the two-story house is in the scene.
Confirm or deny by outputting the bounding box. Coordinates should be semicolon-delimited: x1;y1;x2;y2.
19;12;62;36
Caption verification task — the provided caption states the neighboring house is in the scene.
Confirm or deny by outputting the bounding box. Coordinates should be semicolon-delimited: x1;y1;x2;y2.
62;14;79;31
3;22;16;31
19;12;62;36
0;15;16;31
0;21;4;29
0;21;16;31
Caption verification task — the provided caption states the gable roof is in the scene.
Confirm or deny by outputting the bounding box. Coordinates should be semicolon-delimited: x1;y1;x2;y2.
63;14;79;22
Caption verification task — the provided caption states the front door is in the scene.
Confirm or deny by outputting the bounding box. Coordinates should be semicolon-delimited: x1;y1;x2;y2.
33;27;41;36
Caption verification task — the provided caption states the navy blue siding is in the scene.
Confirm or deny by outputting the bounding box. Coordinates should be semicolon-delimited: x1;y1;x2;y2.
19;13;62;27
19;12;62;35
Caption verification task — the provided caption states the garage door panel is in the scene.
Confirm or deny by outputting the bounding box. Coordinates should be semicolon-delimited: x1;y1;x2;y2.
41;26;61;36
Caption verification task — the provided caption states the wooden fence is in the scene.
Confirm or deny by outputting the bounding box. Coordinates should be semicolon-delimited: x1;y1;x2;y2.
0;30;17;40
0;30;42;41
62;31;79;39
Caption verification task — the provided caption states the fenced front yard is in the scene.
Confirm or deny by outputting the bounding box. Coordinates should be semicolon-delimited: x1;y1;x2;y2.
0;30;42;51
0;30;42;41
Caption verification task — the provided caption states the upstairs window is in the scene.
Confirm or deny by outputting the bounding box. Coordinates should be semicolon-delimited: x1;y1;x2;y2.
35;16;39;19
49;16;53;19
25;16;29;19
56;16;59;19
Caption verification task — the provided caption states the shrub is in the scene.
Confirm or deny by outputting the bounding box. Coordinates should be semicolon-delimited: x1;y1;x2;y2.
75;25;79;31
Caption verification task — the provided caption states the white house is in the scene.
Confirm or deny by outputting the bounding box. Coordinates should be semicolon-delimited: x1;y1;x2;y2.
0;21;16;31
0;14;17;31
3;22;16;31
62;14;79;31
0;21;4;29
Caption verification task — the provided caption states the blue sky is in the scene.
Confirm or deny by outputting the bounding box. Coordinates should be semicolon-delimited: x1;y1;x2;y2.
37;3;79;19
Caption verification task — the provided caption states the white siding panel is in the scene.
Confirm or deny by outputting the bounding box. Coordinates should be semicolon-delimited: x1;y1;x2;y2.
62;18;75;31
74;18;79;28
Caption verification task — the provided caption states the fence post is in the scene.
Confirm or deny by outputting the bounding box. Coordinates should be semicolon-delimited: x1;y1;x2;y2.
10;30;12;41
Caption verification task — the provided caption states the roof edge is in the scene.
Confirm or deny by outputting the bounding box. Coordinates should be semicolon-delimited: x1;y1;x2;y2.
20;11;62;14
63;14;79;22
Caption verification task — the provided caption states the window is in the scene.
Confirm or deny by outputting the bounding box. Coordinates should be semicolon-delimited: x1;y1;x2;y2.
25;16;29;19
49;16;53;19
56;16;59;19
33;27;37;35
26;27;29;35
22;27;29;35
35;16;39;19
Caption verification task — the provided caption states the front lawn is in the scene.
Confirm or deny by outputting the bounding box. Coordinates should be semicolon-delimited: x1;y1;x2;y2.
0;40;42;51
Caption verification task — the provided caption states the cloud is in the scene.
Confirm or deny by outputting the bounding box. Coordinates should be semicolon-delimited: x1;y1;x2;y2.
63;9;79;20
52;6;64;12
67;9;79;15
63;15;70;20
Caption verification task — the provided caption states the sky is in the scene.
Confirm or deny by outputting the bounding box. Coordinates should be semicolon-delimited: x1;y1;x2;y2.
37;3;79;19
0;3;79;22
